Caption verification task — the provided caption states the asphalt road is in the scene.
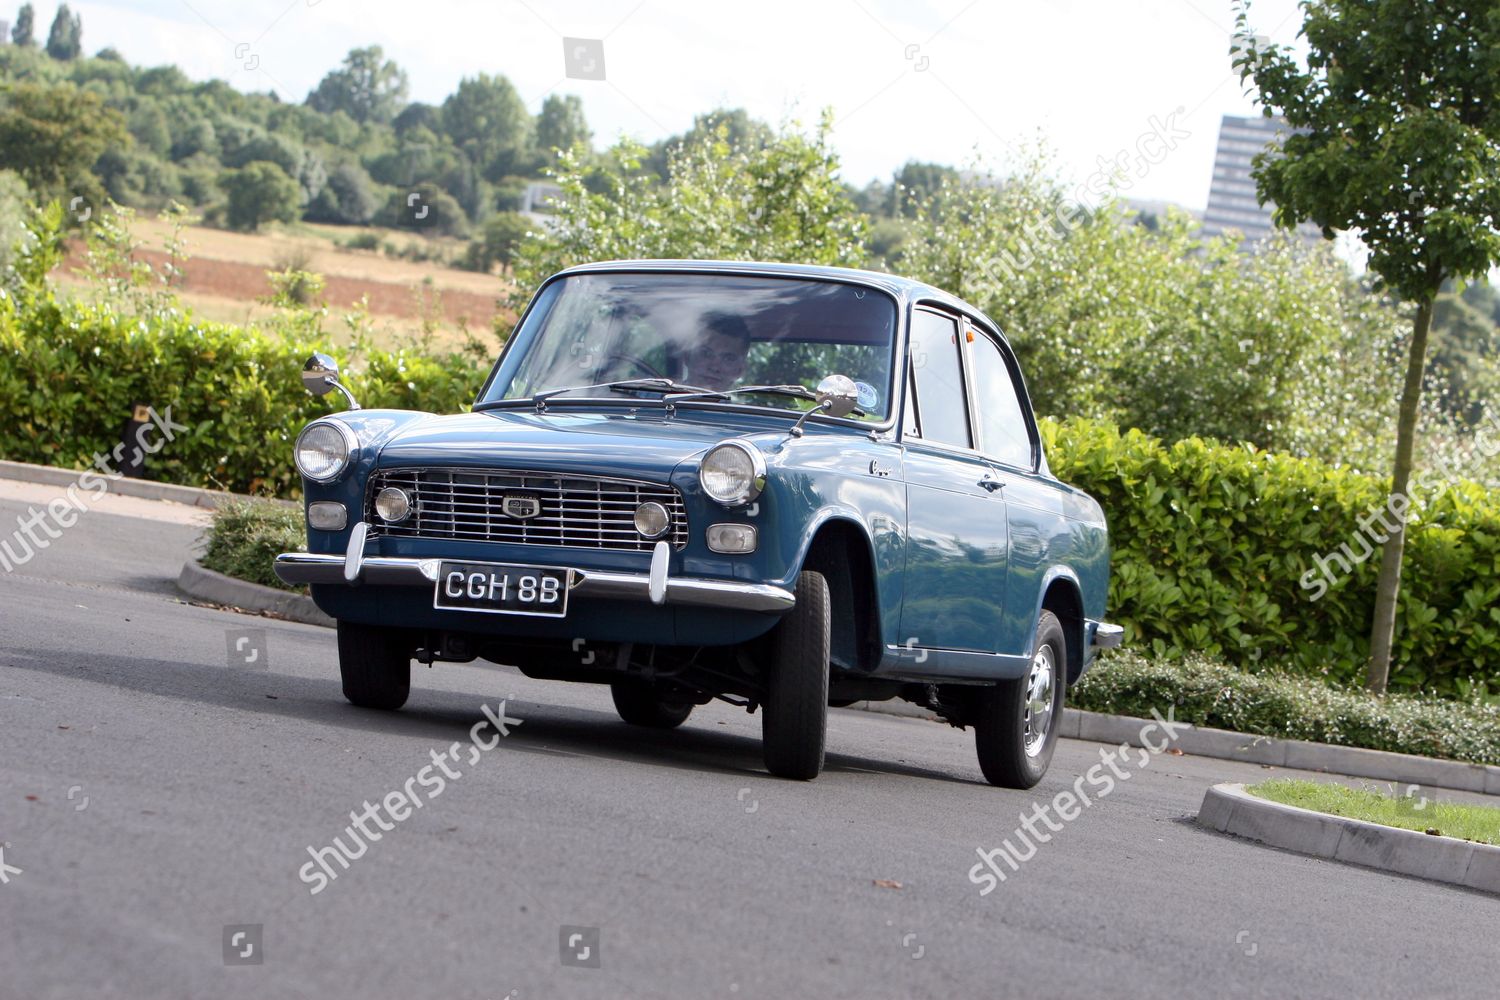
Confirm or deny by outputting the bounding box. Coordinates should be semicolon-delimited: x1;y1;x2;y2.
1;488;1495;1000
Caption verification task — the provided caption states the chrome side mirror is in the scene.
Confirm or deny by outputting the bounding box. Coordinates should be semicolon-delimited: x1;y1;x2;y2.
301;353;360;410
814;374;859;418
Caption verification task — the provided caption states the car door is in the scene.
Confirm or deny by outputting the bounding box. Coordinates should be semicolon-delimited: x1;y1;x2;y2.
898;307;1009;654
964;322;1046;659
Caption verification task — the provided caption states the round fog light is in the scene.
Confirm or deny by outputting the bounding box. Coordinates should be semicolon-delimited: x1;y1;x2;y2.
634;501;671;539
375;487;412;523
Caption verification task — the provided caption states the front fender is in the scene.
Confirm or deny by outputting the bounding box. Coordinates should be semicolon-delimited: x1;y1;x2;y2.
298;409;432;554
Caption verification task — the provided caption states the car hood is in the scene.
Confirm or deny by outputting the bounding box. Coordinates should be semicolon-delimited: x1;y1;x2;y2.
373;408;757;479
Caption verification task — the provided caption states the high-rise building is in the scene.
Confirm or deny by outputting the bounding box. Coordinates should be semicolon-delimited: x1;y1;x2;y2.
1201;114;1322;248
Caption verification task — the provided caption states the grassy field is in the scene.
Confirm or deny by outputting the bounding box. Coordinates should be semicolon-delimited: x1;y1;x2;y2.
1249;779;1500;845
50;216;517;351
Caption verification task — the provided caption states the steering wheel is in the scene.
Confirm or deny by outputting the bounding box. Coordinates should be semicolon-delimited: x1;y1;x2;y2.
602;352;665;380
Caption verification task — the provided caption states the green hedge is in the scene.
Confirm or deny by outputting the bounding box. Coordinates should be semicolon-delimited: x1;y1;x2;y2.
1045;418;1500;692
1073;653;1500;765
0;292;484;496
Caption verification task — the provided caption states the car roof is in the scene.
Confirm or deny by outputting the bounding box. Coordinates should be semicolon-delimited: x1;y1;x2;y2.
552;259;998;331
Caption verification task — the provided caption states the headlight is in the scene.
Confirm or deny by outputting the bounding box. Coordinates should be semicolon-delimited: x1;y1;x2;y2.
294;421;356;483
699;440;766;507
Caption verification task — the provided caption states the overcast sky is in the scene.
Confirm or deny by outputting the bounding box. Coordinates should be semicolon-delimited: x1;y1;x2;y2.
47;0;1310;210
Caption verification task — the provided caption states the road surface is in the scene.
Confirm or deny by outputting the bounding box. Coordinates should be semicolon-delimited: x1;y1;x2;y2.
0;485;1492;999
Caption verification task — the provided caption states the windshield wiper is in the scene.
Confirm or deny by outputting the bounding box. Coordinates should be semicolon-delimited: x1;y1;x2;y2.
665;383;867;417
474;377;714;413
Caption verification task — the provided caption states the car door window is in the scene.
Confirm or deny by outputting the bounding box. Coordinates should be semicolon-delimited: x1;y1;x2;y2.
907;310;970;449
968;329;1034;469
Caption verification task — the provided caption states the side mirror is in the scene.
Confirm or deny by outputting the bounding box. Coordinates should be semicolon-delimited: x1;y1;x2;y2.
814;374;859;418
301;353;361;410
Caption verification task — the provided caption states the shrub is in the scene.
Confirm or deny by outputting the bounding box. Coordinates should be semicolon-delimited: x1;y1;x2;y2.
1045;417;1500;692
0;229;485;495
198;499;304;591
1073;652;1500;765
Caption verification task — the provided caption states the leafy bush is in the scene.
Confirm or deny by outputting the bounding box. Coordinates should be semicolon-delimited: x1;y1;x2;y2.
0;210;485;496
1074;652;1500;765
1046;417;1500;691
198;499;305;591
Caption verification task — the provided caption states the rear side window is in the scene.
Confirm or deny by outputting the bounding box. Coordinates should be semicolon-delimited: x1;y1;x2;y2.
907;310;970;449
968;330;1034;469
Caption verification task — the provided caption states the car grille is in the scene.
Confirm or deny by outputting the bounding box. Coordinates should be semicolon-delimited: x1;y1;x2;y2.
364;467;688;551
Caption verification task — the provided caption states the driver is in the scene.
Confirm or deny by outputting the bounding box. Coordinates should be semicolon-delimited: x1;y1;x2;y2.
682;313;751;390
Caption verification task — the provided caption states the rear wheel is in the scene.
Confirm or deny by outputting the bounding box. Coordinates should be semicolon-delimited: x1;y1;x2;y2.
336;621;412;711
761;570;831;780
610;682;694;729
974;610;1066;788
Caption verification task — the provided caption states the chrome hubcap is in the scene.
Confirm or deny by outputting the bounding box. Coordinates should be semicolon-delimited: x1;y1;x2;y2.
1023;644;1056;757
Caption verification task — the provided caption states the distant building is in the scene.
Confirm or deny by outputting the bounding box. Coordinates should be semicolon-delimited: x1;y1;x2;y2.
1201;115;1322;248
519;182;564;229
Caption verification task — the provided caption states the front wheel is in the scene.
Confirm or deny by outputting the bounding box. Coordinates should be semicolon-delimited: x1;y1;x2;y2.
974;610;1066;788
610;682;694;729
761;570;831;780
336;621;412;711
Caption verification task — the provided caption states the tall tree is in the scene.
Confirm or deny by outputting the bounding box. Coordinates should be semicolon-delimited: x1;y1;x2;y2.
0;83;125;201
11;3;34;45
535;94;591;159
441;73;532;181
305;46;409;124
1234;0;1500;691
44;3;81;60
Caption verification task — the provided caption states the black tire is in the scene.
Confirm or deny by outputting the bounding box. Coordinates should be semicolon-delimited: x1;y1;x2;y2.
336;621;412;711
974;610;1066;788
610;682;694;729
761;570;831;780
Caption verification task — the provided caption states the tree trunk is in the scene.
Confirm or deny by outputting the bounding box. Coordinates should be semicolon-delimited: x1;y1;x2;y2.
1366;295;1436;692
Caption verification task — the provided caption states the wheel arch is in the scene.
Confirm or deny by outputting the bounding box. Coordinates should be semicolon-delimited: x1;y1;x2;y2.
794;514;883;673
1031;568;1087;685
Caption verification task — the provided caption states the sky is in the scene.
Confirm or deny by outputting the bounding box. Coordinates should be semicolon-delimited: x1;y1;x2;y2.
31;0;1312;211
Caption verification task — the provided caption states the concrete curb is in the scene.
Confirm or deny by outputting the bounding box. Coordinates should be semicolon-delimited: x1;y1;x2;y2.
1196;782;1500;894
846;701;1499;795
177;559;333;628
0;459;295;510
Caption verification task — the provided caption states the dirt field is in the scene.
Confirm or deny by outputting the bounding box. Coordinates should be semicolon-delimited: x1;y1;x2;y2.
51;216;519;350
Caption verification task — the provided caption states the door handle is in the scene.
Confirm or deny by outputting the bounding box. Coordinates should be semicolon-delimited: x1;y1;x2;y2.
978;473;1005;494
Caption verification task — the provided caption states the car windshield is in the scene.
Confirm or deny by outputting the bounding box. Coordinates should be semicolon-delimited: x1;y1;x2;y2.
483;271;899;420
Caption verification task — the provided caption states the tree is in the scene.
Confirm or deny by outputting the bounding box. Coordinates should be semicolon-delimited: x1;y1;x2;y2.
0;82;126;202
441;73;532;181
1235;0;1500;692
463;211;532;273
44;3;81;60
535;94;591;159
305;161;377;225
305;46;409;124
11;3;33;45
222;160;300;231
643;107;772;179
511;111;867;312
887;160;959;218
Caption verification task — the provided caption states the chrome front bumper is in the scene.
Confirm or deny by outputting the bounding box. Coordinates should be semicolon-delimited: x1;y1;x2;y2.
274;534;796;615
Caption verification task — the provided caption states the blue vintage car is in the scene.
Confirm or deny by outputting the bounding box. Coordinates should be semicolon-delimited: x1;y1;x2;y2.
276;260;1121;787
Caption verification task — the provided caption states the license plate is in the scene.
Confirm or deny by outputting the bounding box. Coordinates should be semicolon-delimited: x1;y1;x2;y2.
433;561;570;617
